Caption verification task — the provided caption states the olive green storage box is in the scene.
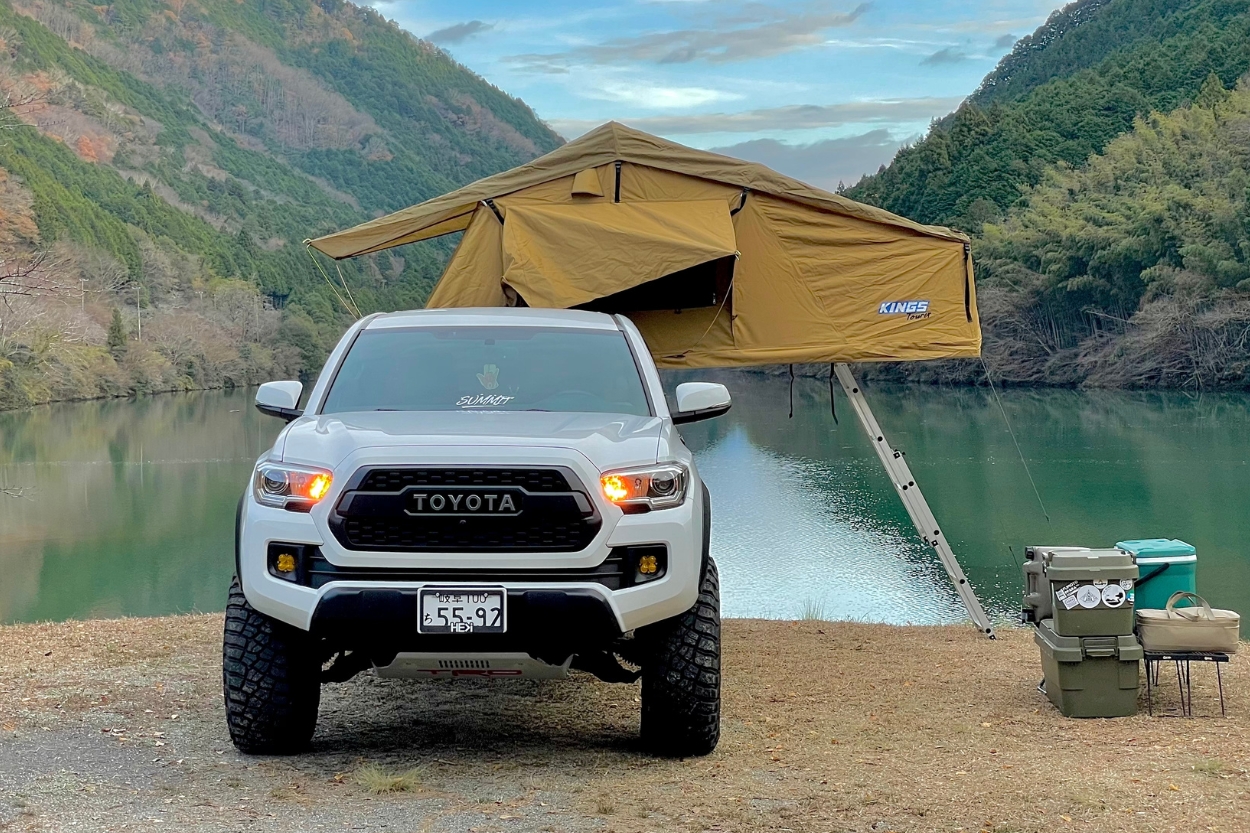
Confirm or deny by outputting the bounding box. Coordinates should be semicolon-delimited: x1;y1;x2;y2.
1035;548;1139;636
1035;620;1142;718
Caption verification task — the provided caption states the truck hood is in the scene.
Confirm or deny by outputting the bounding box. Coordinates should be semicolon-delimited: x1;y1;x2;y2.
277;411;665;471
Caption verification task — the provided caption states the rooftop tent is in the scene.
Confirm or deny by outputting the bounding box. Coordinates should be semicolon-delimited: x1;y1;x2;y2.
308;122;994;636
308;122;981;369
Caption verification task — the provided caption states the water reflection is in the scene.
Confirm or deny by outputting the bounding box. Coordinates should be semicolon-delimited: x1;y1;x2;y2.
3;377;1249;624
0;389;279;623
674;372;1250;623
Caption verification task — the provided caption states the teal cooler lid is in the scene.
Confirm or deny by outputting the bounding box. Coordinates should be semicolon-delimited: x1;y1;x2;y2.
1116;539;1195;559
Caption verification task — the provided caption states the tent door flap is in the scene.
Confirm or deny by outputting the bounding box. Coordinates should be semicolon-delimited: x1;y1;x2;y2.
576;255;735;314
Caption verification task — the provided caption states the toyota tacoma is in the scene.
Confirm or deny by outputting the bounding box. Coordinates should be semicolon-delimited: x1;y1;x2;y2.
224;308;731;757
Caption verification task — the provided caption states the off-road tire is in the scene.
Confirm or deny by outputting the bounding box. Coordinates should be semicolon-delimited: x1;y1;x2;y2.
222;578;321;754
640;558;721;757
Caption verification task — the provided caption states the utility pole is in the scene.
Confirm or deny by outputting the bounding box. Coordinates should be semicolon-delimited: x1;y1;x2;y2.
80;278;87;312
135;283;142;342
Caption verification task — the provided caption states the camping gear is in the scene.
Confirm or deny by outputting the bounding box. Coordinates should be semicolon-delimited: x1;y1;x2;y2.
1116;539;1197;611
309;122;981;369
1034;619;1142;718
1137;592;1240;654
307;122;996;635
1021;546;1090;624
1144;651;1230;717
1024;547;1138;637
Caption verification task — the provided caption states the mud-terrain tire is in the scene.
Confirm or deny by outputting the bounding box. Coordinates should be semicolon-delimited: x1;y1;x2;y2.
222;578;321;754
640;558;721;757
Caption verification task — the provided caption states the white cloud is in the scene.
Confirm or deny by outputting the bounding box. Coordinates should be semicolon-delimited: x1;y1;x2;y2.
547;96;963;137
507;1;871;71
589;82;743;108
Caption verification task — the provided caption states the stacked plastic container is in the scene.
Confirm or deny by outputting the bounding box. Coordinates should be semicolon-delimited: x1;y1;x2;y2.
1023;547;1142;717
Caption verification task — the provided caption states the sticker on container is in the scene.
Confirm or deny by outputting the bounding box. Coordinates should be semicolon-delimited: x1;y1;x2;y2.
1076;585;1103;609
1054;581;1081;609
1101;584;1126;608
1119;579;1134;590
1093;579;1108;588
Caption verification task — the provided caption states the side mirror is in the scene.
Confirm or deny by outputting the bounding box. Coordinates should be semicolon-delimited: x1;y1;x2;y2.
256;381;304;422
672;382;731;425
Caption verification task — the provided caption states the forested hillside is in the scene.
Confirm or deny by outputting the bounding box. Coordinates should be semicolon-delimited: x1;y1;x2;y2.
0;0;561;408
849;0;1250;389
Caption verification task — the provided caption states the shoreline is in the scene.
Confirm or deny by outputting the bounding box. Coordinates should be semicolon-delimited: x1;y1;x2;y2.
2;614;1245;832
5;369;1249;415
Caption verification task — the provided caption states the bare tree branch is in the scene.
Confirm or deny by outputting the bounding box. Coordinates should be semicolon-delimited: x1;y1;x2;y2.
1;87;45;128
0;250;62;299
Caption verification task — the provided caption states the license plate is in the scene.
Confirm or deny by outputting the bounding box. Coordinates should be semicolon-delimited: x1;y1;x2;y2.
418;588;506;634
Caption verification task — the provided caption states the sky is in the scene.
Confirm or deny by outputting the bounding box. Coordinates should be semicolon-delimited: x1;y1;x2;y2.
367;0;1061;189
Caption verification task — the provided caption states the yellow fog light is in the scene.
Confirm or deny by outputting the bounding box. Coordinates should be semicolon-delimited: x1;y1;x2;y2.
638;554;659;575
275;552;297;573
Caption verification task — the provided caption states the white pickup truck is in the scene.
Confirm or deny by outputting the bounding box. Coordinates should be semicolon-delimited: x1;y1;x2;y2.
224;308;731;757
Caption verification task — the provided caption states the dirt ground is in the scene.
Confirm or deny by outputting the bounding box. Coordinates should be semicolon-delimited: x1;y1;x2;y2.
0;616;1246;833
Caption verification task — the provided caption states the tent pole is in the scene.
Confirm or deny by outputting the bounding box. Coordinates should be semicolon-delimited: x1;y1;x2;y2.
833;364;996;638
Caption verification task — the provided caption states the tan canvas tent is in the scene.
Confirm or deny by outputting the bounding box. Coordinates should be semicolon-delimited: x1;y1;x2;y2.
309;122;981;369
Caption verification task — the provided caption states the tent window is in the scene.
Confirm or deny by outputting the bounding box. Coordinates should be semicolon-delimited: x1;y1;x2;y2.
571;168;604;197
577;255;735;314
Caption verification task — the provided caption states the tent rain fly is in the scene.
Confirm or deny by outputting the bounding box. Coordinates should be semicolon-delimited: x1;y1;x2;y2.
310;122;981;370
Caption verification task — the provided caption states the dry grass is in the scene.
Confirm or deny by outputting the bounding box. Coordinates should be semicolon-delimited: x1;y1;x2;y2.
352;763;423;794
1;614;1248;832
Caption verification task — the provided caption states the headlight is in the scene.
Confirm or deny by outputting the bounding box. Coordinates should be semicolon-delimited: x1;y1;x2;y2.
600;463;688;511
253;462;333;510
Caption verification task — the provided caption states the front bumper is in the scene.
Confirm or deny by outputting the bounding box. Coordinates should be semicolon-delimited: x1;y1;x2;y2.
238;473;704;637
310;586;621;663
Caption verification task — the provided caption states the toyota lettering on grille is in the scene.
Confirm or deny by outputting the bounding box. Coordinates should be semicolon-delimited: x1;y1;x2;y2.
404;489;524;517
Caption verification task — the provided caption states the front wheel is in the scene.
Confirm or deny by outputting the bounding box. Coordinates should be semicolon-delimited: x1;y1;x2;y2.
222;578;321;754
640;558;722;757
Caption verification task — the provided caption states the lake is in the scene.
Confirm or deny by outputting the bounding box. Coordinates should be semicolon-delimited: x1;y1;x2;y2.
3;376;1248;625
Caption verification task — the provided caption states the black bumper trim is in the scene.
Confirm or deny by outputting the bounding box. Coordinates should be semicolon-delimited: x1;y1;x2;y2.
309;587;623;660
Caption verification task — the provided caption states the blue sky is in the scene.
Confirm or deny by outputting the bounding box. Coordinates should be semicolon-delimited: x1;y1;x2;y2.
368;0;1060;189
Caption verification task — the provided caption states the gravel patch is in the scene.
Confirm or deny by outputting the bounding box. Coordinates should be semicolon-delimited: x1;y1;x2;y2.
1;615;1247;832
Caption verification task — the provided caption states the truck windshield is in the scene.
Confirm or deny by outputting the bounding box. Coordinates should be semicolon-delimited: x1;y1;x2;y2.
320;326;652;416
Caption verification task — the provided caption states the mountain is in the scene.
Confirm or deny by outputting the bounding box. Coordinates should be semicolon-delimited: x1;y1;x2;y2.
0;0;561;408
848;0;1250;390
846;0;1250;233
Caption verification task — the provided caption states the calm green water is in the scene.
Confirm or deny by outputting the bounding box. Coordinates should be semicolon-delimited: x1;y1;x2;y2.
3;378;1249;625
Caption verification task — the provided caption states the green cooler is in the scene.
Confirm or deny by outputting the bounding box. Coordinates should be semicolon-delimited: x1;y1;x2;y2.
1116;539;1197;611
1035;620;1142;718
1031;548;1139;636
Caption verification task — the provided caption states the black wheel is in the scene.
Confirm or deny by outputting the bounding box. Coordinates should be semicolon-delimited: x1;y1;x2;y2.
222;578;321;754
640;557;721;757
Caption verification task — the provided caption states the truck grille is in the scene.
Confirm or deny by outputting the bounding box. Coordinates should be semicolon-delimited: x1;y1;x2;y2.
359;468;571;493
330;466;601;553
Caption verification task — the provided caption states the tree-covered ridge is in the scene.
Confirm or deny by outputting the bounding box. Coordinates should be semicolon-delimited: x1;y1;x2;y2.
980;75;1250;320
846;0;1250;232
0;0;561;408
865;76;1250;390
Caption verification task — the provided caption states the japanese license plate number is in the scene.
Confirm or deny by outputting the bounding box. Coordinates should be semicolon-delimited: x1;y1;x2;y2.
418;588;506;634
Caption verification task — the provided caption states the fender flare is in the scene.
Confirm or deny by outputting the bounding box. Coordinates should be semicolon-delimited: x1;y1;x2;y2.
701;482;711;574
234;493;245;589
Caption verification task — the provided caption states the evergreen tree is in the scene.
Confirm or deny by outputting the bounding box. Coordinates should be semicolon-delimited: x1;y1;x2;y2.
107;308;127;355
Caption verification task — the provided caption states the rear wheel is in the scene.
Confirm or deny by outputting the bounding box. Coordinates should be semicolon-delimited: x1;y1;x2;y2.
640;558;721;757
222;578;321;754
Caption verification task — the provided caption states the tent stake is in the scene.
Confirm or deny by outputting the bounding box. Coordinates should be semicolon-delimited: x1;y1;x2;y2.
833;364;996;638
